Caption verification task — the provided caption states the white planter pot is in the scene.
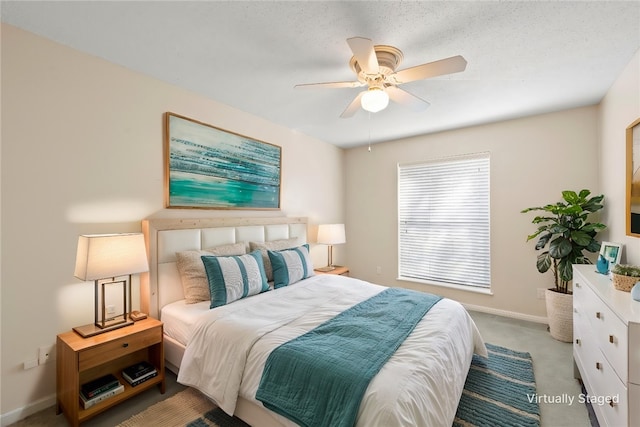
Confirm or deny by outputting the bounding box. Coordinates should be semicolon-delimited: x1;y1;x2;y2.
545;289;573;342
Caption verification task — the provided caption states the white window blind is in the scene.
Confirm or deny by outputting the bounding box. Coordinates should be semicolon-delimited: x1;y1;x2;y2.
398;153;490;289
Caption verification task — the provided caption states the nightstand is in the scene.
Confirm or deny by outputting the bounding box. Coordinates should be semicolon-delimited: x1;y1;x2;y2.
56;318;165;427
314;266;349;276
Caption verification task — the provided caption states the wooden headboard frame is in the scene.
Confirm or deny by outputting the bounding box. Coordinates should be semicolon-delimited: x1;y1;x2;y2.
140;217;308;319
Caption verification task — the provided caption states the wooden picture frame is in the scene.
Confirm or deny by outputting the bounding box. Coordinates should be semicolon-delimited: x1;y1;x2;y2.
626;117;640;236
164;113;282;209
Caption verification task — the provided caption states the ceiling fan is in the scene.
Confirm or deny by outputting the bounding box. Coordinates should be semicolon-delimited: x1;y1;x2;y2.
295;37;467;118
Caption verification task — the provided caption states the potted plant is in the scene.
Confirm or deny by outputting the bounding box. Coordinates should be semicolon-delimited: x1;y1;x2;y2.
521;189;606;342
610;264;640;292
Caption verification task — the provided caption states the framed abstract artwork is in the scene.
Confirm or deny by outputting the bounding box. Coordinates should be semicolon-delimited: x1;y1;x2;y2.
164;113;281;209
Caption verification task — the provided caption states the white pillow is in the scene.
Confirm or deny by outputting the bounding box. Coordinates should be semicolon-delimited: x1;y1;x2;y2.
175;242;246;304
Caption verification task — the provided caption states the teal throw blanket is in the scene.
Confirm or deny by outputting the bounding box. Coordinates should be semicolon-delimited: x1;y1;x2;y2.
255;288;443;427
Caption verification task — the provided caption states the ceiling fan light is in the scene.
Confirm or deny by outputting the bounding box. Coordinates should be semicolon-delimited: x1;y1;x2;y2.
361;87;389;113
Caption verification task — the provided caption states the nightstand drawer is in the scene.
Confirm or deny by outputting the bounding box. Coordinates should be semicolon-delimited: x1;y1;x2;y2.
79;327;161;371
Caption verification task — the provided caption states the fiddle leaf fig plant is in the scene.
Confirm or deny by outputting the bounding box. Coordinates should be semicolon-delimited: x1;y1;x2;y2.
521;189;606;294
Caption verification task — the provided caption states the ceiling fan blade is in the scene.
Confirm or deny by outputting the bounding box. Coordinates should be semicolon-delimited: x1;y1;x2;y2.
386;86;430;112
340;91;365;118
346;37;379;75
390;55;467;84
295;81;365;89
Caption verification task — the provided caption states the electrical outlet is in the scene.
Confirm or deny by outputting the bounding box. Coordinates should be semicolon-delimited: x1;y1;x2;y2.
376;266;382;274
537;288;547;300
106;305;116;315
38;344;55;365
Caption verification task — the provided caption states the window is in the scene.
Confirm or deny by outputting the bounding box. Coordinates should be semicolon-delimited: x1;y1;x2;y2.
398;153;490;290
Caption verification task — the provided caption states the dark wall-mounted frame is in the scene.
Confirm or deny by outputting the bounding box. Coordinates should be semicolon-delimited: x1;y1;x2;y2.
164;113;282;210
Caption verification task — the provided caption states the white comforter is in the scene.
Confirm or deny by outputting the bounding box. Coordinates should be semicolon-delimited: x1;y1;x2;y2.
177;274;486;427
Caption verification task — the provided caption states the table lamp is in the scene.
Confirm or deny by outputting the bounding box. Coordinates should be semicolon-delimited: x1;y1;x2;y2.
73;233;149;337
316;223;346;272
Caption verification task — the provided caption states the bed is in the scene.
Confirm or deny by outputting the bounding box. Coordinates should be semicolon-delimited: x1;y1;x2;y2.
141;217;486;427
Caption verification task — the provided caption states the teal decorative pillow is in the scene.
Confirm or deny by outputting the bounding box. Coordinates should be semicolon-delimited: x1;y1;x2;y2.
268;244;314;288
201;250;269;308
249;238;300;282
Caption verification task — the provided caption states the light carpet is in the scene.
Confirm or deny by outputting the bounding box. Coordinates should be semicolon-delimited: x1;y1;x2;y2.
118;343;540;427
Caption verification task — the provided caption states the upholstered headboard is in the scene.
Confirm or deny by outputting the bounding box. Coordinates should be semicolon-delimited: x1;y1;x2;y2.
140;217;308;318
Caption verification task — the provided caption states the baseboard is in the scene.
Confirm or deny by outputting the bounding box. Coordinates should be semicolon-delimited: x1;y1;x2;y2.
462;302;548;324
1;393;56;427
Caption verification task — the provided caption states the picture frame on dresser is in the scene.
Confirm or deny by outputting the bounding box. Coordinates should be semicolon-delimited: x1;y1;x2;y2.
599;241;622;266
164;112;282;210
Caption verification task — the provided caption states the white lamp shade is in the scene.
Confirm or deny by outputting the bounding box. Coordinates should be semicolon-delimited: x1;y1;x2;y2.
317;224;346;245
361;87;389;113
74;233;149;281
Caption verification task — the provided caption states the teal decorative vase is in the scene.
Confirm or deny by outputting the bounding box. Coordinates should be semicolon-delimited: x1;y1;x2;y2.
632;283;640;302
596;255;609;274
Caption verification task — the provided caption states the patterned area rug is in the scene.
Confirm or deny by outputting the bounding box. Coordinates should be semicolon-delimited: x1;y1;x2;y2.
454;343;540;427
118;343;539;427
116;388;247;427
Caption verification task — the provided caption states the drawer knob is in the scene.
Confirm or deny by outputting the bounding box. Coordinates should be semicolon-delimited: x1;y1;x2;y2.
575;338;581;345
575;282;581;288
122;343;129;348
609;335;615;344
596;312;602;319
574;308;578;313
596;362;602;370
609;401;616;408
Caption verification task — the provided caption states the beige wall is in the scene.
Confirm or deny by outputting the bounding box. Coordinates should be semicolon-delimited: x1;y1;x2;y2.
0;24;344;421
344;47;640;321
599;49;640;264
345;106;600;320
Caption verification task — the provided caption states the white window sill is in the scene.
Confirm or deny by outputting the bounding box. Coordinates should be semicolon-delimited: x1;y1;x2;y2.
397;276;493;295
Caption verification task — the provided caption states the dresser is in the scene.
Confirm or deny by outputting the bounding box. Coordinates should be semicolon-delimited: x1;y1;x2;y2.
573;265;640;427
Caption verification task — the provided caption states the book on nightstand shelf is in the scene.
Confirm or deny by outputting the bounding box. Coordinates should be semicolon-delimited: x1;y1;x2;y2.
80;382;124;409
123;369;158;386
80;373;119;399
122;361;158;386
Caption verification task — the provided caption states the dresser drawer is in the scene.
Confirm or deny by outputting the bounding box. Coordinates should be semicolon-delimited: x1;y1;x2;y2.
574;314;600;390
584;350;627;427
575;275;628;382
591;298;628;382
575;279;603;330
79;326;161;371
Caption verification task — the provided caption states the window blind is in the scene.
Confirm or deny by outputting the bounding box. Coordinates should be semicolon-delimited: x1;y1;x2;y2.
398;153;490;289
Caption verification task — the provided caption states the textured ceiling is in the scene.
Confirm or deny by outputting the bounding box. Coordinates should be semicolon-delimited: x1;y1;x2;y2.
2;1;639;148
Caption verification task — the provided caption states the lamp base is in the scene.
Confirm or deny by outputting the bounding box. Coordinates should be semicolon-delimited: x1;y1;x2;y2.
73;319;133;338
316;265;341;272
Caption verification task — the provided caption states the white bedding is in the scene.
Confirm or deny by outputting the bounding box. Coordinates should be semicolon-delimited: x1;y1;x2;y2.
177;274;486;427
161;299;210;345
